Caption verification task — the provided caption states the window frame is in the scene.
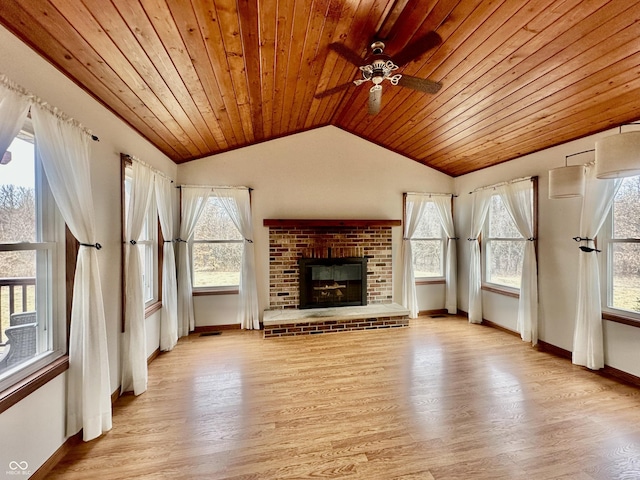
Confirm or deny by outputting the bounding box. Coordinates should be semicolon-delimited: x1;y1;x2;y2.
599;175;640;327
190;195;243;295
138;196;159;307
408;201;446;282
0;123;68;399
120;155;162;328
481;177;538;298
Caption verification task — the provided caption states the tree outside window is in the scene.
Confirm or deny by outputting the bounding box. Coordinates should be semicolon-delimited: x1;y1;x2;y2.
192;197;243;288
123;165;159;307
1;137;37;345
484;194;524;289
411;202;444;278
606;175;640;314
0;127;65;390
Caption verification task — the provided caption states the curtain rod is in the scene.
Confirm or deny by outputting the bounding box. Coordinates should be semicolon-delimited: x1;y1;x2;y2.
123;153;174;183
469;175;533;194
404;192;458;197
178;184;253;191
0;74;99;142
566;149;595;159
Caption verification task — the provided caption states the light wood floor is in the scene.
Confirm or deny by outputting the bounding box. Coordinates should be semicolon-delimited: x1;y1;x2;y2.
48;316;640;479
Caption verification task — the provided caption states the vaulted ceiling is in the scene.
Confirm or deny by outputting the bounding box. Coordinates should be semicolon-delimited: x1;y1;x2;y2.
1;0;639;177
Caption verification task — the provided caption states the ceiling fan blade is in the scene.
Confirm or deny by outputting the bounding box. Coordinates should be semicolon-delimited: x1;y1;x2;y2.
368;86;382;115
328;43;365;66
397;74;442;94
314;82;354;99
392;31;442;67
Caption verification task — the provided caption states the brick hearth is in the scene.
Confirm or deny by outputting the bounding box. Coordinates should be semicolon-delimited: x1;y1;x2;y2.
263;303;410;338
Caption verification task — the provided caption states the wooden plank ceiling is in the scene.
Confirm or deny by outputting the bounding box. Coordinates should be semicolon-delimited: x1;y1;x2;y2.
1;0;640;177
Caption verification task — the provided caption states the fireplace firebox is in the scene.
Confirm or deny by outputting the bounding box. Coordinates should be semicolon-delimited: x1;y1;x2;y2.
299;257;367;309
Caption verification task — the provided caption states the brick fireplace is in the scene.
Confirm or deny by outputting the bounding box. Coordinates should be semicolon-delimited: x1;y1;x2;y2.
265;220;399;309
263;219;409;338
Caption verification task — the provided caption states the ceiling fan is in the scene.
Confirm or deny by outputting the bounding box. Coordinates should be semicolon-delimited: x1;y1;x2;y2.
315;31;443;115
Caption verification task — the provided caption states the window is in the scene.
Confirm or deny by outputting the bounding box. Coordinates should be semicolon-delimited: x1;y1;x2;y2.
139;197;158;305
601;175;640;319
0;125;66;392
483;194;525;290
411;202;444;278
192;196;243;289
123;162;159;308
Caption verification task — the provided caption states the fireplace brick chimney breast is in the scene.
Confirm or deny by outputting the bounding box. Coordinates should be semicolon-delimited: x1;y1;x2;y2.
268;226;394;309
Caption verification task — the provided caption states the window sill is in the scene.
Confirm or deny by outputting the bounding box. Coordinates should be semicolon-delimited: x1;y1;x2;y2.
145;301;162;318
602;312;640;328
415;279;446;285
193;287;239;296
0;355;69;414
481;285;520;299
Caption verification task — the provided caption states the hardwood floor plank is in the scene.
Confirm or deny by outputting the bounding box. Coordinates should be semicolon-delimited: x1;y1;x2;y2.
46;316;640;479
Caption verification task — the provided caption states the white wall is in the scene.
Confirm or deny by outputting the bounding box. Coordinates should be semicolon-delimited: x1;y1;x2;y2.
454;131;640;378
416;283;446;313
178;126;455;325
2;16;639;476
0;24;176;474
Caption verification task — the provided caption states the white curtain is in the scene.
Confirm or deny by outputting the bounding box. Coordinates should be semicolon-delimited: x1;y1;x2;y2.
572;164;621;370
212;188;259;329
177;187;211;336
155;175;178;351
498;181;538;344
0;75;31;156
468;189;493;324
432;196;457;314
402;194;431;318
121;161;154;395
31;105;111;441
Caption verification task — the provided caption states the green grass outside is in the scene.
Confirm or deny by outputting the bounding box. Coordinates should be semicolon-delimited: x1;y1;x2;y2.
612;274;640;313
414;270;441;278
193;271;240;288
489;274;521;289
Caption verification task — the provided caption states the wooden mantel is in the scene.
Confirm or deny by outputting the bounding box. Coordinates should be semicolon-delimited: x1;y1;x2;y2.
263;219;402;228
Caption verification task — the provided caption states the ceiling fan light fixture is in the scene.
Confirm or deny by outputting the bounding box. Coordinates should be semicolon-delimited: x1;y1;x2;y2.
595;129;640;179
389;74;402;85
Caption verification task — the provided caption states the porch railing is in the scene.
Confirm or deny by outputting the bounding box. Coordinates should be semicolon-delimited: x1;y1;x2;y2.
0;277;36;343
